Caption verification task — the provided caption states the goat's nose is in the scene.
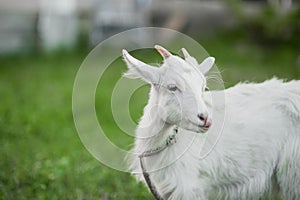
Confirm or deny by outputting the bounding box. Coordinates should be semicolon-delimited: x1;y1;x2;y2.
197;113;212;128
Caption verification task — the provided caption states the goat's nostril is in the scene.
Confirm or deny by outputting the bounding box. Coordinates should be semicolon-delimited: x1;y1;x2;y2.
198;114;207;122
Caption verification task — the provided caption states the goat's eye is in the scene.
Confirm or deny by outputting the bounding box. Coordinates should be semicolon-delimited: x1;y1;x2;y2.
167;84;178;92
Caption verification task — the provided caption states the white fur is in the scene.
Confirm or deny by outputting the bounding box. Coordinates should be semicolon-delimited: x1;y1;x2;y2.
123;47;300;200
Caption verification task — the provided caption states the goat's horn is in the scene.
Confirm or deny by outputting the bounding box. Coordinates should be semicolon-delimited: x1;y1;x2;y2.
181;48;191;59
122;49;146;66
154;45;172;59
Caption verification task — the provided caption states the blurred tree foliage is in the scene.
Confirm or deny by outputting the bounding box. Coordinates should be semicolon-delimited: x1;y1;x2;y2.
226;0;300;49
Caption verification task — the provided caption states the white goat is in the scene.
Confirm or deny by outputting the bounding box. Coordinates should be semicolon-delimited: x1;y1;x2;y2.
122;45;300;200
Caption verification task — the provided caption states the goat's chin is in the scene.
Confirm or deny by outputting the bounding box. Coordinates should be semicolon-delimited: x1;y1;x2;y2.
178;123;208;134
187;127;207;134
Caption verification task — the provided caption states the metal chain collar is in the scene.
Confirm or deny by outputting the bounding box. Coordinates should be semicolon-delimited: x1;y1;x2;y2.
138;126;178;200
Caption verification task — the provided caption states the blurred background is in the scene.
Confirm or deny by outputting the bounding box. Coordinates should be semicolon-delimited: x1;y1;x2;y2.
0;0;299;199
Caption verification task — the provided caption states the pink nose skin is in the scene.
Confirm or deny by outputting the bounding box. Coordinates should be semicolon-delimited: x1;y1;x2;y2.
197;114;212;129
204;118;212;129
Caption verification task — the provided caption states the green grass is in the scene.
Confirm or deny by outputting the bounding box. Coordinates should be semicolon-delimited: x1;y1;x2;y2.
0;34;299;199
0;52;152;199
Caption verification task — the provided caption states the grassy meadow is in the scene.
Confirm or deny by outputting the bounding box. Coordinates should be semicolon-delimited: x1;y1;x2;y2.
0;34;299;199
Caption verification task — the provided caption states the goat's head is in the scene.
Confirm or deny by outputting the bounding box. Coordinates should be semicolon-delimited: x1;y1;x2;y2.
122;45;214;133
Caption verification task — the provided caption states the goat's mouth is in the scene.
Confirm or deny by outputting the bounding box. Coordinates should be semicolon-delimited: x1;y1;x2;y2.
198;118;212;131
199;121;212;130
187;120;210;133
197;125;211;133
199;125;210;131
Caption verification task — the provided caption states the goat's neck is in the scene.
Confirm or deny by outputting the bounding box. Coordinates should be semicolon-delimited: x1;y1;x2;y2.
135;89;175;152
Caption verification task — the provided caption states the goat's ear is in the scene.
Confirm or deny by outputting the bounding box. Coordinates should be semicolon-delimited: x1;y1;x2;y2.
122;49;159;83
199;57;215;75
181;48;214;75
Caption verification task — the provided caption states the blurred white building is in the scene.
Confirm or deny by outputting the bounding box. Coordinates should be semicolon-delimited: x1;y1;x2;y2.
38;0;78;51
89;0;150;46
0;0;91;53
0;0;290;53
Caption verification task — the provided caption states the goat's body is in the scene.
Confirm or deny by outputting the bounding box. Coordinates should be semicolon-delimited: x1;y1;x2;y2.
130;79;300;200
